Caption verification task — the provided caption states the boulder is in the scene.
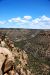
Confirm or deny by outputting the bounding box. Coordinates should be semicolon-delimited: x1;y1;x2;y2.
0;54;5;75
0;47;14;61
4;61;14;73
0;47;14;74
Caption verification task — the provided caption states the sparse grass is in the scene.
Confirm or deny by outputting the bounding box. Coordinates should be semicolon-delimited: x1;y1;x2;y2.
14;57;21;65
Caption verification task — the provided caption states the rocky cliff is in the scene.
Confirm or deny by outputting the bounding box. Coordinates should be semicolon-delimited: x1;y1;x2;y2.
0;30;33;75
0;29;50;75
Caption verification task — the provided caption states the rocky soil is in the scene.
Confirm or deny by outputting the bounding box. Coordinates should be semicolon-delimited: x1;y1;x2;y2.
0;31;33;75
0;28;50;75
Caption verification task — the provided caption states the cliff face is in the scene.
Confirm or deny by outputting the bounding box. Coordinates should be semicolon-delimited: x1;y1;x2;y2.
0;29;50;75
0;29;33;75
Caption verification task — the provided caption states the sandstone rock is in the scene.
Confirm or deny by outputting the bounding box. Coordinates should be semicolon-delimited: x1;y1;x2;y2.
1;41;6;47
0;47;14;61
16;72;19;75
0;47;14;74
4;61;14;73
0;54;5;75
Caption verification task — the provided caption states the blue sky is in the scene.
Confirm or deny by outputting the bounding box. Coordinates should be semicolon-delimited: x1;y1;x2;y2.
0;0;50;29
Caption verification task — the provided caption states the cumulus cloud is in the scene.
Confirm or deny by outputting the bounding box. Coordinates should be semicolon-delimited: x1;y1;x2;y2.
32;15;50;26
0;21;6;24
0;15;50;29
8;17;29;24
8;17;21;22
23;16;32;20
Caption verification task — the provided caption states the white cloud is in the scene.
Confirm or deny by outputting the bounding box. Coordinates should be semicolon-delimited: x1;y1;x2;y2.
8;17;29;24
8;17;21;22
0;21;6;24
0;15;50;29
41;15;50;21
31;15;50;26
23;16;32;20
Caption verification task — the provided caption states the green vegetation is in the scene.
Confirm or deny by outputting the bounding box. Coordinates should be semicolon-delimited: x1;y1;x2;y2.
0;29;50;75
14;57;21;65
14;40;26;49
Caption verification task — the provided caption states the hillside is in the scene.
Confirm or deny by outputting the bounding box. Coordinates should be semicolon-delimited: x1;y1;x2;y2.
0;28;50;75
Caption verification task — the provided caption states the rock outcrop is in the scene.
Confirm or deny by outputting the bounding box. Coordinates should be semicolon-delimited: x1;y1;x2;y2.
0;34;32;75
